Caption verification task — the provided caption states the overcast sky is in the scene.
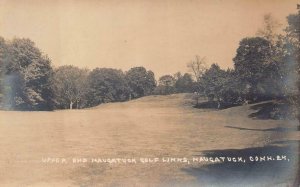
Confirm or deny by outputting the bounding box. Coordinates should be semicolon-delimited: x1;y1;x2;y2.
0;0;298;77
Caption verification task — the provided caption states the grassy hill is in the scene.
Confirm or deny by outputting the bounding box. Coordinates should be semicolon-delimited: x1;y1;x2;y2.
0;94;299;186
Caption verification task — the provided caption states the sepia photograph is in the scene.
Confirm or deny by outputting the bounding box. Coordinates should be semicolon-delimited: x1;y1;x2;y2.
0;0;299;186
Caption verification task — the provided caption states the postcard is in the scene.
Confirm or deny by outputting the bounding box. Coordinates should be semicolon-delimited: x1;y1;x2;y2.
0;0;299;186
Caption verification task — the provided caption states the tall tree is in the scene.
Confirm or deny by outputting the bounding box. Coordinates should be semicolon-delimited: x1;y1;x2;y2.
201;64;224;101
53;65;89;109
1;38;54;110
233;37;273;100
285;12;300;80
0;37;7;107
174;73;194;93
284;10;300;125
125;67;156;99
256;13;281;44
187;56;208;104
155;75;176;95
187;55;207;83
87;68;130;107
286;13;300;45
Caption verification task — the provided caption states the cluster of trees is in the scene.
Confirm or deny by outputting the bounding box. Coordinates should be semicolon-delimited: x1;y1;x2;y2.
0;36;196;110
84;67;156;108
0;38;54;110
153;72;195;95
0;37;159;110
0;12;298;112
192;13;299;110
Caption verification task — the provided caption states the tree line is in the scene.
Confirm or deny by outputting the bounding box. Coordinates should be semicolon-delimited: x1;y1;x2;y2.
143;12;299;113
0;39;193;110
193;13;299;113
0;12;299;113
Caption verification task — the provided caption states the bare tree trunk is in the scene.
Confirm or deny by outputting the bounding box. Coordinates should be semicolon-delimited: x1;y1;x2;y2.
194;92;199;106
70;101;73;110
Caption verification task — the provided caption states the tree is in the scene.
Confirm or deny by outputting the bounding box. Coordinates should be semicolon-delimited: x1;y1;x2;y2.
187;55;207;83
199;63;249;108
86;68;130;107
1;38;54;110
286;13;300;45
255;13;299;100
284;11;300;125
125;67;156;99
233;37;273;100
0;37;7;107
174;73;194;93
187;56;208;104
220;70;248;104
201;64;225;101
256;13;281;44
154;75;176;95
255;13;296;99
285;13;299;81
53;65;89;109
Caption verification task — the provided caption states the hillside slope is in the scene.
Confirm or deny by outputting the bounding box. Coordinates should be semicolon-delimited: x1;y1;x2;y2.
0;94;299;186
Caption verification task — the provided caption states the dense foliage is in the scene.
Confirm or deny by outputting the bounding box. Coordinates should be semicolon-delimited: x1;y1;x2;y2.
0;38;54;110
0;11;298;112
125;67;156;99
86;68;130;107
197;13;299;111
53;65;89;109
